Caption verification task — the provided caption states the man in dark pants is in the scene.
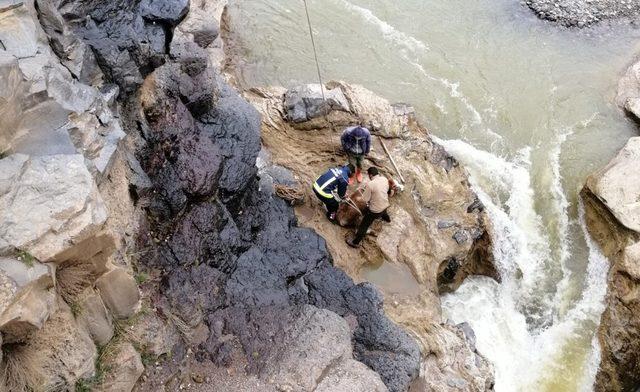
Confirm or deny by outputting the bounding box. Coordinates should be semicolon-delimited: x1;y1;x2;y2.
346;167;392;247
313;164;355;222
341;125;371;183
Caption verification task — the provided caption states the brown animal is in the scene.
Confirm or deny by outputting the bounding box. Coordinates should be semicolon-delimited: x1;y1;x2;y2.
336;178;397;227
336;190;366;227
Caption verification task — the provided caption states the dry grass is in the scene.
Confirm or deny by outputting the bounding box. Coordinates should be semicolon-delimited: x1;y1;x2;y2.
56;261;95;306
1;343;46;392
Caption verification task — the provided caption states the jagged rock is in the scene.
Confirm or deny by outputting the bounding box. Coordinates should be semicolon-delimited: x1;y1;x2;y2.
585;137;640;232
616;59;640;120
51;0;169;93
258;305;356;390
140;0;189;25
170;0;227;68
0;154;108;261
76;288;114;346
96;342;144;392
132;59;420;391
0;257;56;342
0;1;126;177
284;84;351;123
410;323;494;392
95;267;140;319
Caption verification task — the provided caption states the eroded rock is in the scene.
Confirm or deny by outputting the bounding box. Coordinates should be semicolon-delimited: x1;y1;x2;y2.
0;154;108;261
95;267;141;319
96;342;144;392
0;257;56;342
585;137;640;233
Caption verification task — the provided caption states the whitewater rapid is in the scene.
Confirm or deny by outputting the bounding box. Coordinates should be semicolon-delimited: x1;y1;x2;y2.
438;134;609;391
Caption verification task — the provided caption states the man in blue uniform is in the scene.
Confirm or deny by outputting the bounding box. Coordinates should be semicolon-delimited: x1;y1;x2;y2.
313;164;355;222
341;126;371;183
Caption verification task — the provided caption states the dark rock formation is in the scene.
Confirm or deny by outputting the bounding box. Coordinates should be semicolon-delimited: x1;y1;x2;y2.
57;1;420;390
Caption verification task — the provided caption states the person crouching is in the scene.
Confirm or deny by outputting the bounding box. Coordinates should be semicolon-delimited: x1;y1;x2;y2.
313;164;356;222
346;167;391;247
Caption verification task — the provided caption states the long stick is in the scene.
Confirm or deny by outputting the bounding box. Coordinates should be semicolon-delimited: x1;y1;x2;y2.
379;137;405;184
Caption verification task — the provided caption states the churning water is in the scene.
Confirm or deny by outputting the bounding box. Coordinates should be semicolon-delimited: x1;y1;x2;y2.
225;0;640;390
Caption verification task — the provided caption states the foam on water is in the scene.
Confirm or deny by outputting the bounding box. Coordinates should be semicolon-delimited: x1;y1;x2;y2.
439;136;610;391
332;0;429;53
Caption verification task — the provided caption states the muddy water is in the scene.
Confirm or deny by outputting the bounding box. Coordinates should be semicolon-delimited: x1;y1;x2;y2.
226;0;640;390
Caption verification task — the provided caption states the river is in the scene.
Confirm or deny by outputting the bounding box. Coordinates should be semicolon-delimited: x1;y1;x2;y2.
224;0;640;390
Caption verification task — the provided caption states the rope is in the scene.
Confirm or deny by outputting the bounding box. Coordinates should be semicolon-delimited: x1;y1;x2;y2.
302;0;326;101
274;184;305;205
343;197;363;216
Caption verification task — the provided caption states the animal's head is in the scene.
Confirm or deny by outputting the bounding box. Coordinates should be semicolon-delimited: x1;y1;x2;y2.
336;191;367;227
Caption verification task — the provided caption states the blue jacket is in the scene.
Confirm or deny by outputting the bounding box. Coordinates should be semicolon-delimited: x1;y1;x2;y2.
313;166;351;199
341;126;371;155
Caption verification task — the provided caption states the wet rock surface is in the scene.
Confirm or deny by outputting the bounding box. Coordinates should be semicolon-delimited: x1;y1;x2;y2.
525;0;640;27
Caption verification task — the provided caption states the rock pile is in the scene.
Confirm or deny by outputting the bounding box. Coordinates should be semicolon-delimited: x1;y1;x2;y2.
525;0;640;27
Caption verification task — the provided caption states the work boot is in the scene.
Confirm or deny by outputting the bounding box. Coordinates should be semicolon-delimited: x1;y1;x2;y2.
356;168;363;183
346;237;360;248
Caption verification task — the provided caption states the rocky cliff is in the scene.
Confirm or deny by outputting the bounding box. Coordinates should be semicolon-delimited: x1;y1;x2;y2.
0;0;145;390
581;59;640;391
0;0;499;391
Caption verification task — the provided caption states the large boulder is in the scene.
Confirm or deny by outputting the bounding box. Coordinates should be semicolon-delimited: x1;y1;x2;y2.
616;60;640;120
95;267;140;319
76;288;114;346
0;257;56;342
0;154;108;261
0;1;126;178
284;84;351;123
585;137;640;233
96;342;144;392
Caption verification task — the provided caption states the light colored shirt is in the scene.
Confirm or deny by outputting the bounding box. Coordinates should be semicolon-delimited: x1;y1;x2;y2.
362;175;390;213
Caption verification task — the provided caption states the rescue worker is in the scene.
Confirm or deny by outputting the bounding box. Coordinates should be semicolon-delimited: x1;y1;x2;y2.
313;164;356;222
341;125;371;183
346;167;391;247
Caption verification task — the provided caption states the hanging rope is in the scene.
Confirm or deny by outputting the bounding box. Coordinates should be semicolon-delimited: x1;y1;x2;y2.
302;0;326;101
